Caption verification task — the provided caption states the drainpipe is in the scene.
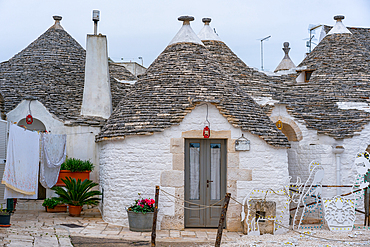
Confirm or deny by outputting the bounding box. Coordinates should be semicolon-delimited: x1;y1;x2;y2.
332;146;345;195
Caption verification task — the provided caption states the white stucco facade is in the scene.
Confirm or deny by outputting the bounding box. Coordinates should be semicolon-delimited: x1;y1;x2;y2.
99;104;289;231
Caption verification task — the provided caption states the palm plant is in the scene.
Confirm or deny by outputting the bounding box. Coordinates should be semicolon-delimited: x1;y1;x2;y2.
52;177;102;206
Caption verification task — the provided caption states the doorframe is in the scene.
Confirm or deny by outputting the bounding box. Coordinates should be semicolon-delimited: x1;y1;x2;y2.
166;130;236;230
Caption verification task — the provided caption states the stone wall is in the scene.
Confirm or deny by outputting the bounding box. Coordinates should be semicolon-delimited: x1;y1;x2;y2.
99;104;289;231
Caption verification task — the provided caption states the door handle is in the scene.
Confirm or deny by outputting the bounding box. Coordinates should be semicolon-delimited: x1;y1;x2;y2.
207;180;213;188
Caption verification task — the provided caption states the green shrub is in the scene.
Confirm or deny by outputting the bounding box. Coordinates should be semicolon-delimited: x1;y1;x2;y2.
42;198;61;209
61;158;94;172
52;177;102;206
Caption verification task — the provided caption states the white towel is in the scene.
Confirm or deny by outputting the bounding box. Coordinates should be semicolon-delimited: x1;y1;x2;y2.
2;124;40;197
40;133;67;189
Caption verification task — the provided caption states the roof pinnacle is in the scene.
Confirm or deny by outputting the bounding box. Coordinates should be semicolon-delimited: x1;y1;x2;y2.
334;15;345;21
202;18;211;25
197;17;221;41
168;16;203;46
283;42;291;59
328;15;351;35
178;16;194;25
50;15;64;30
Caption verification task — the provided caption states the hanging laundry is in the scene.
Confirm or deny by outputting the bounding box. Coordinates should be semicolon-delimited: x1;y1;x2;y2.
40;133;66;189
2;124;40;198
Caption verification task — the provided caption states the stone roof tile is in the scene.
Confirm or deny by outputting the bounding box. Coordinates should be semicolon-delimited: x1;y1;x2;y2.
0;23;136;126
97;42;289;147
281;32;370;139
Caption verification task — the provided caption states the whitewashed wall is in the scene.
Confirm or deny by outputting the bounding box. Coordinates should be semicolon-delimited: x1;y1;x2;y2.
99;104;289;231
7;100;101;185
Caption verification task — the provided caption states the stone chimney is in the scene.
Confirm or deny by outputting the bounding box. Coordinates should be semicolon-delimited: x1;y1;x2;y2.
81;10;112;119
328;15;351;35
198;18;221;41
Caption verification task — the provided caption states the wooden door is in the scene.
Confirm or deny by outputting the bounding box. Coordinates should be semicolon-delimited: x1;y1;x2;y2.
184;139;226;227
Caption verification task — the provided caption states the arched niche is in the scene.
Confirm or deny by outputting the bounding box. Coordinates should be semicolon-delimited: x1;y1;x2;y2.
270;116;302;142
18;118;46;132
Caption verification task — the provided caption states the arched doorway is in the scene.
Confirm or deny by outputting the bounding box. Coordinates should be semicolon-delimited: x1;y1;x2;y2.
18;118;47;199
280;123;298;141
18;118;46;132
271;117;303;182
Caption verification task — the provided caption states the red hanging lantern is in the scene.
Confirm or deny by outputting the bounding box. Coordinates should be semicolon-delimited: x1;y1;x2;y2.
203;125;210;138
26;114;33;125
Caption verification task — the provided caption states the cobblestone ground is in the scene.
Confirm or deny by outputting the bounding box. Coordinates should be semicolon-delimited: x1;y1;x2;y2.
1;200;370;246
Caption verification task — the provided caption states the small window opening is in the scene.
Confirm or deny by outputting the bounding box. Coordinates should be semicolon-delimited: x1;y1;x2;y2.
305;71;313;82
256;211;266;222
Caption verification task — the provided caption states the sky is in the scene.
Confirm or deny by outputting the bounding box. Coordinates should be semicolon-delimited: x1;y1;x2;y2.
0;0;370;72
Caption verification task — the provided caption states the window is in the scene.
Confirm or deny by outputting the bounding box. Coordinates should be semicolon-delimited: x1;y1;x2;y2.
305;71;313;82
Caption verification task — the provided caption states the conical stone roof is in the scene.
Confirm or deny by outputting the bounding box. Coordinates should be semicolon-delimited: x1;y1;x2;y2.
281;27;370;139
97;17;289;147
0;16;136;126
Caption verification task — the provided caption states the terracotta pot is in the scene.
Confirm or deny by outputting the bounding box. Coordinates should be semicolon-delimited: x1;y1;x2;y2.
56;170;90;186
46;204;67;213
68;205;82;217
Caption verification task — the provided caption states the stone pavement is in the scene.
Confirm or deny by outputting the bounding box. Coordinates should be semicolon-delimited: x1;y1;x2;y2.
0;200;243;246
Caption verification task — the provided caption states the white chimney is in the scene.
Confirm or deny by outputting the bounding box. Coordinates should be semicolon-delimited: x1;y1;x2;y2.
81;10;112;119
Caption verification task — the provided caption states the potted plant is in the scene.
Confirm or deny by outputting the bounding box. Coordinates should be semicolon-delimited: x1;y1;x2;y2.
42;198;67;213
52;177;102;217
56;158;94;186
127;195;155;232
0;205;11;227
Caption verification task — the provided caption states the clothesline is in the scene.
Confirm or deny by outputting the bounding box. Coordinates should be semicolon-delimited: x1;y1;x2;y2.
7;121;94;135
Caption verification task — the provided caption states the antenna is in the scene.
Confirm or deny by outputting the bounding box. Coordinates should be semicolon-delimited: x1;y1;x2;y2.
138;57;143;66
259;35;271;71
307;24;321;53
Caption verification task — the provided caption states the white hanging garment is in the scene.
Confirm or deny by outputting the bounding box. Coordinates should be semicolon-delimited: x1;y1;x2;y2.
2;124;40;198
40;133;67;189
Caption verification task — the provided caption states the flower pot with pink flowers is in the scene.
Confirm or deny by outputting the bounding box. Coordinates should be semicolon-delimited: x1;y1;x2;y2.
127;195;155;232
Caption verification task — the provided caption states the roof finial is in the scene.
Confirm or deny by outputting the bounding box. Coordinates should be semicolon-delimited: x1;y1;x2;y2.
50;16;64;30
274;41;296;73
202;18;211;25
198;17;221;41
328;15;351;35
169;16;203;46
334;15;345;22
283;42;290;59
178;16;194;25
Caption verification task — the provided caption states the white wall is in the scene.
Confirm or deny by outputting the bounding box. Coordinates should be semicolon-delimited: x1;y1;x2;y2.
99;104;289;229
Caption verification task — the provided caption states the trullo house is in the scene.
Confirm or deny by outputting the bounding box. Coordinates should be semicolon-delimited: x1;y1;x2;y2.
0;15;136;199
96;16;290;231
